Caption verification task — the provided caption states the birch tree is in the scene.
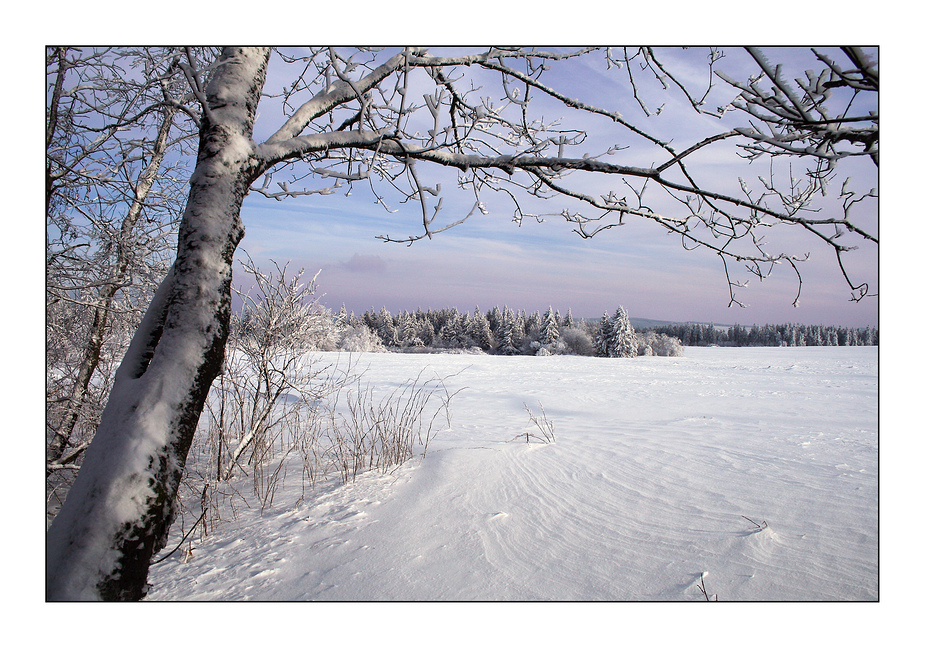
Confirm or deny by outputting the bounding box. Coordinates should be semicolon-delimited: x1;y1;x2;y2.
46;46;878;600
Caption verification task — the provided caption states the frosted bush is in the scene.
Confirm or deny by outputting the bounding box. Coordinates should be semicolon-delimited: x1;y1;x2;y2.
560;326;594;356
339;325;386;353
532;339;567;356
637;331;684;357
651;333;683;357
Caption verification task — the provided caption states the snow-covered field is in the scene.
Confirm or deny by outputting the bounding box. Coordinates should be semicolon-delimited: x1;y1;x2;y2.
147;346;877;602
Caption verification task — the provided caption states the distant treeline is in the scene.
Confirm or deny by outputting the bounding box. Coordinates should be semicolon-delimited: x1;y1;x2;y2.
345;305;668;356
342;306;877;355
646;321;878;348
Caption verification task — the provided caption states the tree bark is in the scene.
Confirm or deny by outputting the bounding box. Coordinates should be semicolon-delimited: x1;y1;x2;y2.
46;47;270;601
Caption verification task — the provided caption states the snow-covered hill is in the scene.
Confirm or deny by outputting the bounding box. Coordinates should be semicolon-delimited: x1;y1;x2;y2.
147;346;877;601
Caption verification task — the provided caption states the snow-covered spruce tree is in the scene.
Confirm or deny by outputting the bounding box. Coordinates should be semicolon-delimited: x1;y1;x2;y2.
487;306;503;336
335;304;349;327
525;311;543;339
469;307;494;351
496;309;519;355
510;311;527;352
398;311;425;348
419;318;437;347
595;307;637;358
541;307;560;345
376;307;398;347
534;306;565;355
362;308;378;333
48;46;878;600
595;311;613;357
460;313;475;347
610;307;638;358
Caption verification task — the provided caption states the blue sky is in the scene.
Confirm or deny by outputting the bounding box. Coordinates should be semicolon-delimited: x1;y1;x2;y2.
236;47;878;327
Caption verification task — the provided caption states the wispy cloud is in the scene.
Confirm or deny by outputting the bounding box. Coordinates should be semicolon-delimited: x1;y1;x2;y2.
340;253;387;274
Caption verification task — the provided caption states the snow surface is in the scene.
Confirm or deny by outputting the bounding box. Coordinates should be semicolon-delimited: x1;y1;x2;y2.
147;346;877;601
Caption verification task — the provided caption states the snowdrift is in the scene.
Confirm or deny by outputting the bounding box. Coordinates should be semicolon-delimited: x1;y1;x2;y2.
148;346;878;601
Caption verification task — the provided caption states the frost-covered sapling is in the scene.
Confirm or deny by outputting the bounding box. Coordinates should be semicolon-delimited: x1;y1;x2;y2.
513;401;556;444
218;256;335;483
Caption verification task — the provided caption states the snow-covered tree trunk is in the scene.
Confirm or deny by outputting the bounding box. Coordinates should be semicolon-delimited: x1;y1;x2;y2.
46;47;270;601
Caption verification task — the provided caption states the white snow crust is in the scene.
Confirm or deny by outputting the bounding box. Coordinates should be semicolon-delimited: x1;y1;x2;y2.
147;346;878;601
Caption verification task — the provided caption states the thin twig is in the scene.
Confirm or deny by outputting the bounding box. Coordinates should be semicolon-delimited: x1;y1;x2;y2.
742;515;768;530
696;573;717;601
151;508;208;565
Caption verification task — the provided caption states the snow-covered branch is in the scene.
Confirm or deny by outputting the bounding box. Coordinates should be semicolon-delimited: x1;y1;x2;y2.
247;47;877;308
